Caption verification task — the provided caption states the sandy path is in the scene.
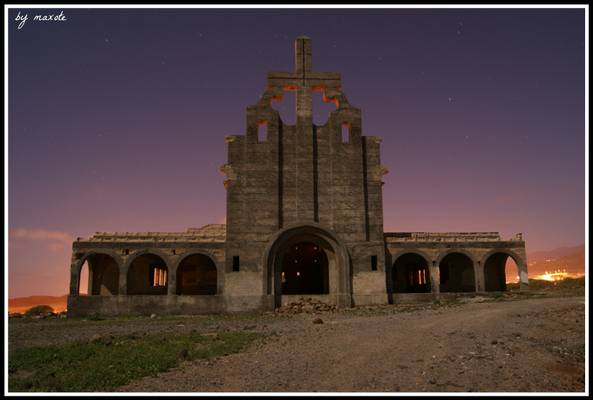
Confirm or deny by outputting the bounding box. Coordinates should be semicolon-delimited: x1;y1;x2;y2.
118;296;585;393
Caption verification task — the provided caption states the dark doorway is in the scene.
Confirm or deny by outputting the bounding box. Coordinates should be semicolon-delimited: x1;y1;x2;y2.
280;242;329;295
176;254;217;295
484;252;516;292
392;253;431;293
439;253;475;292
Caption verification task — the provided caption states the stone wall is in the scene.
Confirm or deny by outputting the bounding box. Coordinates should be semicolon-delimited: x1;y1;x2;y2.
221;36;388;307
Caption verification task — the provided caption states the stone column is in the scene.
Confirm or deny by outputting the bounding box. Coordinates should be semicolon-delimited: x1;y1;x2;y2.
430;261;440;298
118;264;128;295
69;261;80;295
475;261;485;292
167;267;177;295
519;261;529;291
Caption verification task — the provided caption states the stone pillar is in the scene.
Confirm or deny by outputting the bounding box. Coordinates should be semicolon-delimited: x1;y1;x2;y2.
167;267;177;295
519;261;529;291
430;261;440;297
69;261;79;295
119;265;127;295
475;261;485;292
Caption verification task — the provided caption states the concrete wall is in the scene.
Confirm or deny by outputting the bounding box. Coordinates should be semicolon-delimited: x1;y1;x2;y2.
221;37;388;307
67;295;226;317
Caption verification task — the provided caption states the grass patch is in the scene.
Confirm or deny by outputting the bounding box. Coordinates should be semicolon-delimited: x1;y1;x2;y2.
9;330;259;392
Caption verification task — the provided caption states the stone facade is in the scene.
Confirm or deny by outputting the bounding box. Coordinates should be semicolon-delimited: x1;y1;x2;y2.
67;37;527;317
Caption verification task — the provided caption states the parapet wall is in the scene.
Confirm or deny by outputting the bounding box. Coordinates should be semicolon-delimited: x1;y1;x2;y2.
78;224;226;243
385;232;524;242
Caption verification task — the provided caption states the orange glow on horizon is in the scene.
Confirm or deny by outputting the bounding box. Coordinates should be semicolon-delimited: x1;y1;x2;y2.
532;269;583;282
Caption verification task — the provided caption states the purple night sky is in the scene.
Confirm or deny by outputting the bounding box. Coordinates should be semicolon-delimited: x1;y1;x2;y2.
7;8;586;297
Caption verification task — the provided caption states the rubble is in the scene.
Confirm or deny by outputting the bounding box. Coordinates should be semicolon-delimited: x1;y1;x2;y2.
274;298;337;314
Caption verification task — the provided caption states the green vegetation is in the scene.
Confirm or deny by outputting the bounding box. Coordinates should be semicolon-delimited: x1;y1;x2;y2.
9;330;259;392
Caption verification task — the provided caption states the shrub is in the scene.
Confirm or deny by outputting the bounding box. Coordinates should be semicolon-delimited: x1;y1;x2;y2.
24;305;54;317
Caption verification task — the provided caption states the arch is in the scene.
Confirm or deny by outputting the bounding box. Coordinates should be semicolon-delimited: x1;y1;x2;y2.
126;252;169;295
175;253;218;295
438;252;476;292
262;223;351;308
123;248;172;271
389;248;433;266
79;260;90;295
480;248;524;269
482;250;523;292
392;252;431;293
436;248;478;266
73;251;121;295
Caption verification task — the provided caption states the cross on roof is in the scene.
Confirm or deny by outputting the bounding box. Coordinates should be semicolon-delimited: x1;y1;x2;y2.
267;37;341;119
295;35;313;76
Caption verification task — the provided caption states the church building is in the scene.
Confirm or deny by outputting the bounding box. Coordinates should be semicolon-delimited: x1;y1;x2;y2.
67;37;528;316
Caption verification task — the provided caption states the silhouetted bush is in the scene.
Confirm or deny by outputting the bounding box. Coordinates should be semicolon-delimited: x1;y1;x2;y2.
24;305;55;317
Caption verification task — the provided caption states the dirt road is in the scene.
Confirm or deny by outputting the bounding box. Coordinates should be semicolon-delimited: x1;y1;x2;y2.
116;296;585;393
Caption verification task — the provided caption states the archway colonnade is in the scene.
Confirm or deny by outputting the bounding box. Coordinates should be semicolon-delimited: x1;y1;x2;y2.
70;250;220;296
71;246;526;299
389;249;526;294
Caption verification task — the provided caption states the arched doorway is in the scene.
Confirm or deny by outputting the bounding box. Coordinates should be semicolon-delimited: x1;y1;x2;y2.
127;253;168;295
78;253;119;295
280;242;329;295
176;254;217;295
484;252;520;291
439;252;475;292
264;224;351;308
392;253;430;293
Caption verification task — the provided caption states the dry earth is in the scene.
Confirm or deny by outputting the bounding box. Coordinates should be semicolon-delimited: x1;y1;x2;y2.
9;295;586;393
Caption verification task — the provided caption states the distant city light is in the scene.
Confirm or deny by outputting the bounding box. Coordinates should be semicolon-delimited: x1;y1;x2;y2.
532;268;583;282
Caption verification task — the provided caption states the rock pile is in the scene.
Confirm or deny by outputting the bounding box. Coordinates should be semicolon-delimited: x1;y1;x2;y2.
275;297;337;314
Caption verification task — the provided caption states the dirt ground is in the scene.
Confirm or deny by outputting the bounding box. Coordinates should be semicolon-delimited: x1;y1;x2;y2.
9;294;586;393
